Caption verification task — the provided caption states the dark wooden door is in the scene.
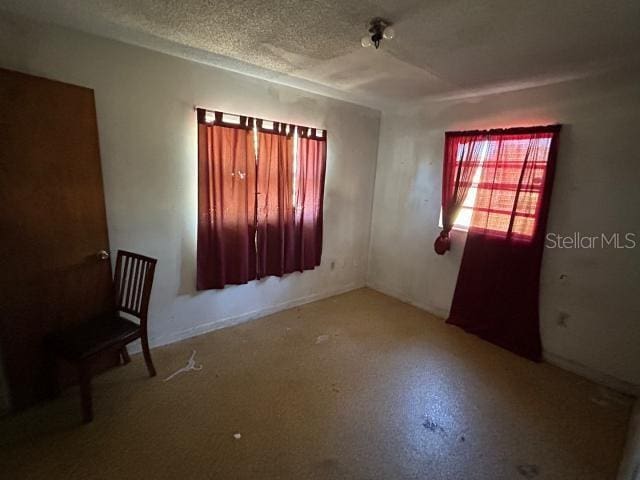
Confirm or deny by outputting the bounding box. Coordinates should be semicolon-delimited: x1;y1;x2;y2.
0;68;114;409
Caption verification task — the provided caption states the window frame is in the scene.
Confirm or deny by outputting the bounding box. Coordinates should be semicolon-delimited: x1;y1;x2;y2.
439;134;551;237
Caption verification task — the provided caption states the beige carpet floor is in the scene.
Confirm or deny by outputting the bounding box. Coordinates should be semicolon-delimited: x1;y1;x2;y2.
0;288;633;479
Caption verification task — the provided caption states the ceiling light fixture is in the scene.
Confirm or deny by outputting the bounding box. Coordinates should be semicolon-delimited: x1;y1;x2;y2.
361;17;394;49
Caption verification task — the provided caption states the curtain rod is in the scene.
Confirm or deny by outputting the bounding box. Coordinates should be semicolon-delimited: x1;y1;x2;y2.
446;124;561;136
192;105;326;134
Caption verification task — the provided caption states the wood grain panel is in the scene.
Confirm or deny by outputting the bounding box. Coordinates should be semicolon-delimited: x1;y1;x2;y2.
0;68;115;409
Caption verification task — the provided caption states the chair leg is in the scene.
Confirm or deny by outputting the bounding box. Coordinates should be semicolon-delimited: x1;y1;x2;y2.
78;363;93;423
141;335;156;378
121;346;131;365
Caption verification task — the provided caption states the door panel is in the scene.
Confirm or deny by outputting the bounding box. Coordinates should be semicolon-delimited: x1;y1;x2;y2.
0;68;115;409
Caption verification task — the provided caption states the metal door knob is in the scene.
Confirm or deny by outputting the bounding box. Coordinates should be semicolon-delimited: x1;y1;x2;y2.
97;250;110;260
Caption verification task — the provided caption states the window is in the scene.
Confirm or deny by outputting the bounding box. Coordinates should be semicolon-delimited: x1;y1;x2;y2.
195;108;327;289
472;136;551;238
439;140;489;231
438;128;555;242
212;112;305;207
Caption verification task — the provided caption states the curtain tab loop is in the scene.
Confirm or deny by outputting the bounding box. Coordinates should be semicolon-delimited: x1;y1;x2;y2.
196;108;207;124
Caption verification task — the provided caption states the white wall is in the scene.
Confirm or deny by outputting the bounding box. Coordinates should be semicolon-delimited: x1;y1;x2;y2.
368;72;640;391
0;13;380;350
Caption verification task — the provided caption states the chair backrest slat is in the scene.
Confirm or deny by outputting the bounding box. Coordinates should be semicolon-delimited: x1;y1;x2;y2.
114;250;157;327
131;258;140;312
118;255;130;306
135;262;147;312
125;257;137;310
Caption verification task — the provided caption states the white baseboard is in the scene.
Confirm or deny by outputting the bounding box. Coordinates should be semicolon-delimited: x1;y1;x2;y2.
366;281;639;397
365;280;450;319
543;351;639;397
128;282;364;354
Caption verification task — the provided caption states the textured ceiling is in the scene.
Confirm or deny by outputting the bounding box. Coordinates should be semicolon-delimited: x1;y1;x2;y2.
1;0;640;109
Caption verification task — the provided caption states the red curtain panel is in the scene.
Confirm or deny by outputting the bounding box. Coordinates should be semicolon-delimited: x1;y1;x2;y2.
255;121;296;277
196;110;257;289
447;125;561;361
294;128;327;270
434;133;486;254
197;110;327;289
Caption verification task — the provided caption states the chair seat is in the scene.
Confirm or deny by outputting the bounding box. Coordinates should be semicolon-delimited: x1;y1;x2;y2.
47;314;141;361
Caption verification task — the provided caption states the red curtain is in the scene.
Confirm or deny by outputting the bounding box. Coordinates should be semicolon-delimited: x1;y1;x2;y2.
434;133;485;254
256;121;296;277
197;110;327;289
196;110;257;289
294;128;327;270
447;125;561;361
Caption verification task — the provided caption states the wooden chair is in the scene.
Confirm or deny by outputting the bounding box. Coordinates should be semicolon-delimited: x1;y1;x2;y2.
46;250;157;423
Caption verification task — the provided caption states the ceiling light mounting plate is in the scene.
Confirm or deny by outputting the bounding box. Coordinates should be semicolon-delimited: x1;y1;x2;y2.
361;17;394;49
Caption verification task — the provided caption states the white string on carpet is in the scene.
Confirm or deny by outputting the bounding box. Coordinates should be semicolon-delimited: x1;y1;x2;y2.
163;350;203;382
